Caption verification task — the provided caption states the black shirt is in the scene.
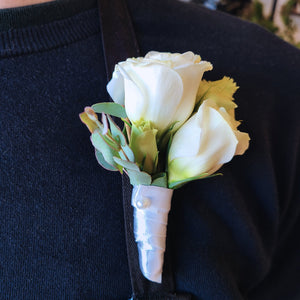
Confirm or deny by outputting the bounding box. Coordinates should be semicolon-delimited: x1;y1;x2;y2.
0;0;300;299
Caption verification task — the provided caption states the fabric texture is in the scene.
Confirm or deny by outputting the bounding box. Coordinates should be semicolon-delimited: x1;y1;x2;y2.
0;0;96;32
0;0;300;299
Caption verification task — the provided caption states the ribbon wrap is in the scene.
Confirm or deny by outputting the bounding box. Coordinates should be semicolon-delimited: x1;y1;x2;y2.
131;185;173;283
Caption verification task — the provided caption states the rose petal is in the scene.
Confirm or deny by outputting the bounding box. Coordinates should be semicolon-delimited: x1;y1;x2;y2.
106;68;125;105
168;100;238;182
122;63;184;131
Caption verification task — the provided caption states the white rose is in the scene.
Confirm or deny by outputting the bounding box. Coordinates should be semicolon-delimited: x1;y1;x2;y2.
107;51;212;132
168;99;250;187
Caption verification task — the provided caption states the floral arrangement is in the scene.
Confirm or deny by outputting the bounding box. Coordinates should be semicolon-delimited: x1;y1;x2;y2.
80;51;250;283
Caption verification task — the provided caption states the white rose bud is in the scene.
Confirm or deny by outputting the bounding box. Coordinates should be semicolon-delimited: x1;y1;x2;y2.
107;51;212;133
168;99;250;187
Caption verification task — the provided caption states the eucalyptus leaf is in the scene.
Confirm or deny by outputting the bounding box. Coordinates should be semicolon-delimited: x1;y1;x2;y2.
113;157;140;171
127;169;152;186
91;130;120;169
107;116;127;146
101;134;120;151
120;144;135;162
95;149;118;171
92;102;127;119
79;111;99;133
119;150;126;161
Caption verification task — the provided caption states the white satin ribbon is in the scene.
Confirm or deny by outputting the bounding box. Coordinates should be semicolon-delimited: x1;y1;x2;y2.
131;185;173;283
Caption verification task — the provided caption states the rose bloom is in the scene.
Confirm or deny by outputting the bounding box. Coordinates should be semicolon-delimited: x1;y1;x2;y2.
107;51;212;133
168;99;250;187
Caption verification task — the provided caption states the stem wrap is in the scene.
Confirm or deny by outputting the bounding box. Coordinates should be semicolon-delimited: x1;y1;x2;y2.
131;185;173;283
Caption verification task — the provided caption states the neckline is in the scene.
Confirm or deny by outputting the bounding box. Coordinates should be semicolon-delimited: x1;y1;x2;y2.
0;1;100;58
0;0;97;32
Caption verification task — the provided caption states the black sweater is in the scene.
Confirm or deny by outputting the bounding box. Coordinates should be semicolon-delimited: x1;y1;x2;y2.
0;0;300;299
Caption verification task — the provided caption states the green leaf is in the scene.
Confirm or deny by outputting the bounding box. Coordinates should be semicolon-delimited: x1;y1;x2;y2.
79;111;99;133
127;169;152;186
166;133;173;157
140;155;146;171
101;134;120;150
107;115;127;146
151;172;167;188
91;129;120;169
130;122;158;174
157;121;178;151
95;149;118;171
120;144;135;162
168;173;222;189
92;102;127;119
121;118;132;128
113;157;140;171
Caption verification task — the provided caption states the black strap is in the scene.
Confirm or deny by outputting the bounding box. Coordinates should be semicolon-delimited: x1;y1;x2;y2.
97;1;191;298
98;0;140;81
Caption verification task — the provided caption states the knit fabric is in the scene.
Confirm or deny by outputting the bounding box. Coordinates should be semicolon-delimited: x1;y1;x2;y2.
0;0;96;32
0;0;300;299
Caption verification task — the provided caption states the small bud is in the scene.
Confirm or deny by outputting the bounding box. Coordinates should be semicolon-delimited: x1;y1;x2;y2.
85;107;98;122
